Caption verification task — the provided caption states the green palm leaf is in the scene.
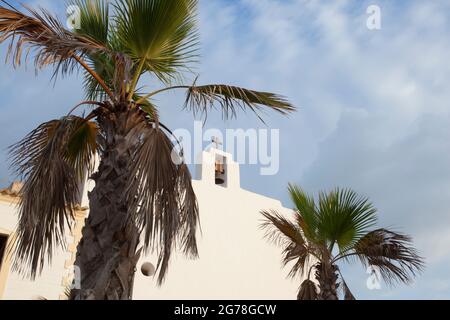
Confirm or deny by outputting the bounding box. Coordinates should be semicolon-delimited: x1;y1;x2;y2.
316;188;377;252
288;184;319;242
70;0;109;45
114;0;199;84
185;84;295;122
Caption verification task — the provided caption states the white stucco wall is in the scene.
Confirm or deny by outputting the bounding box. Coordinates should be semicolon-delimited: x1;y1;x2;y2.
0;200;72;300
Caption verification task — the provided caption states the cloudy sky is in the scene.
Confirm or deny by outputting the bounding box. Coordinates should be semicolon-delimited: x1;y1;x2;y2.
1;0;450;299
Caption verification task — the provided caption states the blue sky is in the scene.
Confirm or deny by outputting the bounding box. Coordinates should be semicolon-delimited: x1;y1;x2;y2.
1;0;450;299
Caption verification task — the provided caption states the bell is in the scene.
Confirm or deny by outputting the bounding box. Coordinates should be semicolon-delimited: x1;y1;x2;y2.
215;177;225;185
215;162;225;174
215;161;225;185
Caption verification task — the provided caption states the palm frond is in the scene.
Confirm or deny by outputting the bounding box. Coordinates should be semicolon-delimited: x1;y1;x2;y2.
176;162;199;258
114;0;199;84
317;188;377;252
0;3;106;75
81;53;114;100
185;84;295;122
288;184;320;243
260;209;311;278
285;248;311;279
134;94;159;120
352;229;425;286
70;0;118;99
260;210;305;246
297;279;318;300
81;51;135;101
65;117;99;178
70;0;109;45
8;115;98;278
125;124;199;285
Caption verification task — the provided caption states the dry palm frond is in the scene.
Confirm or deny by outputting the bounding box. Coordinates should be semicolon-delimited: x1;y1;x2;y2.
297;279;318;300
260;209;312;278
126;124;199;285
176;162;199;258
8;116;98;278
260;209;306;248
352;229;425;286
185;84;295;122
0;2;107;77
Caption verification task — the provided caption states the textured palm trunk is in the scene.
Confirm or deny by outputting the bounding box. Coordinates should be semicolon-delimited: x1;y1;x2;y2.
316;262;339;300
72;105;144;300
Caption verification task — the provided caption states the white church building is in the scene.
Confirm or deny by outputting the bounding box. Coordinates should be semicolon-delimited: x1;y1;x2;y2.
0;147;299;300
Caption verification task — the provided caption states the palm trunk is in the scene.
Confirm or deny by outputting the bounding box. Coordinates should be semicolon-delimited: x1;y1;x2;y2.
72;105;143;300
315;262;339;300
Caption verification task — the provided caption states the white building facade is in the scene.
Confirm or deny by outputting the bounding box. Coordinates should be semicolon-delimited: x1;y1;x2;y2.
0;148;299;300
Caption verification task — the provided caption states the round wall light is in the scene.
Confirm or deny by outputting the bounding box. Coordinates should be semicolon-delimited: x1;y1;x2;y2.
141;262;156;277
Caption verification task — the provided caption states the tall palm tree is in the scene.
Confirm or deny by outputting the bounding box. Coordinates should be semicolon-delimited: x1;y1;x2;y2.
261;184;424;300
0;0;294;300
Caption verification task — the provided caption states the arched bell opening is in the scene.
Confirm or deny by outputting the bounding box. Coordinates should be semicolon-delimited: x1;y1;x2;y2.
215;155;227;186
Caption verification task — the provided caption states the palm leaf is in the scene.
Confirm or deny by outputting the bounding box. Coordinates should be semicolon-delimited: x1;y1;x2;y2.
8;116;98;278
65;117;98;179
114;0;199;84
70;0;109;46
0;3;106;75
134;94;159;120
185;84;295;122
81;52;115;100
70;0;115;99
125;124;199;285
353;229;425;286
297;279;318;300
260;209;305;247
317;188;377;252
260;210;311;278
288;184;319;242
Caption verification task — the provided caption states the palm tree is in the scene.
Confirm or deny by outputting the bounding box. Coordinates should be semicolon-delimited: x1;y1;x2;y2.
0;0;294;300
261;184;424;300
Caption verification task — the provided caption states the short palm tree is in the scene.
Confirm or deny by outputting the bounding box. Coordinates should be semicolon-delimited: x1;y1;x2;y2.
261;184;424;300
0;0;294;300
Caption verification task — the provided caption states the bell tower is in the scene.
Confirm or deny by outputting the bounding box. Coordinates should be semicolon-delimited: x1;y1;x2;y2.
195;138;240;189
